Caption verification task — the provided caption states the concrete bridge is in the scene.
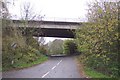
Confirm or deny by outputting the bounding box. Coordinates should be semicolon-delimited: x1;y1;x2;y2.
12;20;82;38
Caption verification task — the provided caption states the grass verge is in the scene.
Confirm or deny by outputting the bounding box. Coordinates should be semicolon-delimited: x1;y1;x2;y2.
75;56;114;79
3;55;48;71
84;67;110;78
84;67;119;80
14;55;48;68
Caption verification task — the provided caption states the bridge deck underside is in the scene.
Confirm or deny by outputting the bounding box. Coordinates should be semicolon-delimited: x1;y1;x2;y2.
33;28;75;38
11;20;81;38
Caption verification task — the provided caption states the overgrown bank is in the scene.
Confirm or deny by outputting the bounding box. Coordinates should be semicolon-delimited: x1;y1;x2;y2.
76;57;111;78
2;19;48;71
75;1;119;78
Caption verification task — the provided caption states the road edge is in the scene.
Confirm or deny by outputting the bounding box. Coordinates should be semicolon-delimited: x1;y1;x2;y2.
74;56;88;78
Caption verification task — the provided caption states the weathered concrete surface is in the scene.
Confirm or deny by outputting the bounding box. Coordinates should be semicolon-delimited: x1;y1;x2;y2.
11;20;82;38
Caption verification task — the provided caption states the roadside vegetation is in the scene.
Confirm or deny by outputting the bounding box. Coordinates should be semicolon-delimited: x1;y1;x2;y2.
45;39;64;55
45;39;78;56
75;1;119;78
2;19;48;71
84;67;110;78
2;1;48;71
63;39;78;55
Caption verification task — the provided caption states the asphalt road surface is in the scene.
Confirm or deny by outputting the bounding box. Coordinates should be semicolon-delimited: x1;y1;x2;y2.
3;56;81;78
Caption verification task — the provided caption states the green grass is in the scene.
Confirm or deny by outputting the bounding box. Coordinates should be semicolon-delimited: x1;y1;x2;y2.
84;67;120;80
14;55;48;68
3;55;48;71
84;67;119;80
0;66;2;72
84;67;110;78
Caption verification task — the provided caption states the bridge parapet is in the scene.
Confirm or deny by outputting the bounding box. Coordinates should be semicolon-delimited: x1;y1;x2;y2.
11;20;82;29
42;17;81;22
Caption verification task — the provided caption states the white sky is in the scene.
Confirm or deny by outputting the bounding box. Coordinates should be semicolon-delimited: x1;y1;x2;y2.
8;0;91;21
7;0;118;20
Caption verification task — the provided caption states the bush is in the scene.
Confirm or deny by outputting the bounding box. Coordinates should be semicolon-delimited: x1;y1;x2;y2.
75;1;119;77
63;40;78;55
2;19;47;71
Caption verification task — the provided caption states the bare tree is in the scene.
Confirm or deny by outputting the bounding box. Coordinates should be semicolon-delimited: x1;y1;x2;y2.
2;1;46;70
0;1;9;18
19;1;45;47
20;2;35;20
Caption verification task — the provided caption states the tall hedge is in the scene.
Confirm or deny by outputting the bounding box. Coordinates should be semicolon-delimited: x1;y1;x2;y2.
63;40;77;55
76;1;119;77
2;19;46;70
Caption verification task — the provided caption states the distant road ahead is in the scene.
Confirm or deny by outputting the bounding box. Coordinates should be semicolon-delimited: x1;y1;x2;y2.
3;56;81;78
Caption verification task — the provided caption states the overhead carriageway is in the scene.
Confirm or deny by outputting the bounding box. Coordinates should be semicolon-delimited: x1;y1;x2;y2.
11;20;82;38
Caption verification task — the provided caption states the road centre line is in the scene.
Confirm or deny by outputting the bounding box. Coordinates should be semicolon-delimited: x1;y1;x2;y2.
52;66;56;70
42;59;62;78
57;60;62;66
52;60;62;70
42;71;50;78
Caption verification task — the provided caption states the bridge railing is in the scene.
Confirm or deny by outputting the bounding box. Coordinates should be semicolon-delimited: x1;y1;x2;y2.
41;17;81;22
